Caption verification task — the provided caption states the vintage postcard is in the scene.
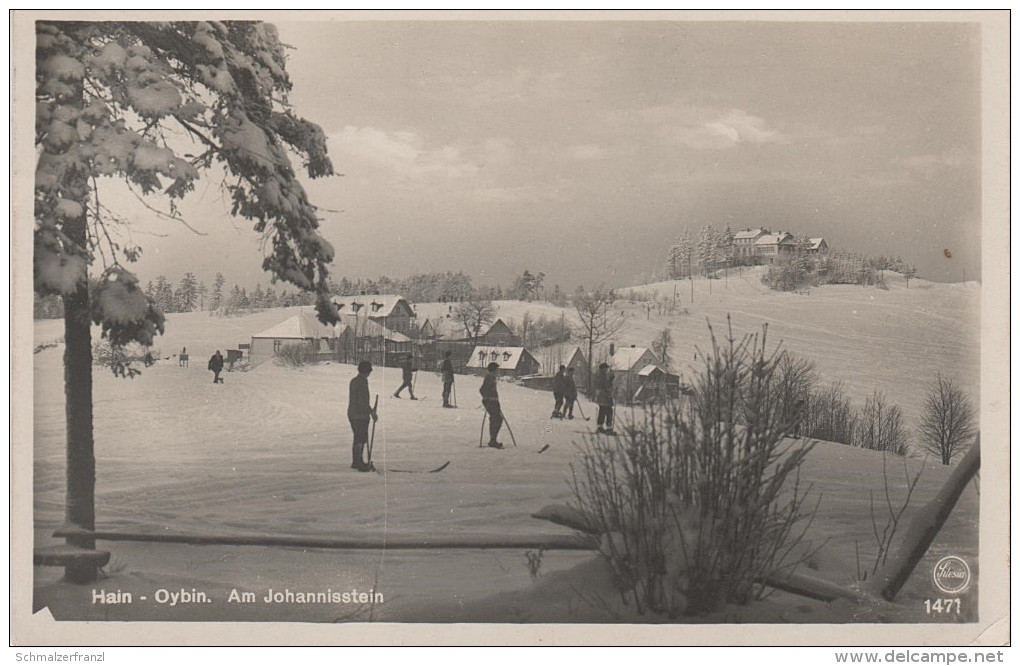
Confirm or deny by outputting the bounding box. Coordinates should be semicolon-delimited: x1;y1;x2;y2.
11;10;1010;646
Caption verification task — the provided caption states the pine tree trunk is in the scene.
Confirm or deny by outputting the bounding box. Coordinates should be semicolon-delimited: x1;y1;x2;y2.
58;66;98;583
62;237;97;583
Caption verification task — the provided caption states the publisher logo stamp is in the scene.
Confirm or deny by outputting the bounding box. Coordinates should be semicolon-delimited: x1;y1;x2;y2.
932;555;971;594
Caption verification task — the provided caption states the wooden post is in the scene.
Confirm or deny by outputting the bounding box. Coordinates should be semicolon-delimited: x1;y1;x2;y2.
874;435;980;601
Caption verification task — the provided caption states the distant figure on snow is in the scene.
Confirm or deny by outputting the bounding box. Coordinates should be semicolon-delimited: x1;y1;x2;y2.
393;354;417;400
179;347;189;367
563;367;578;420
551;365;568;419
594;362;615;435
480;362;504;449
348;360;378;472
441;351;455;408
208;350;224;384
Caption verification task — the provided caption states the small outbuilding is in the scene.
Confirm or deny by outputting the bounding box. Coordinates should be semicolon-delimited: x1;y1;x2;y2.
249;310;341;367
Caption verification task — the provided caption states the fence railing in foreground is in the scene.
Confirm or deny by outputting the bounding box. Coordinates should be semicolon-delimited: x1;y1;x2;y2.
49;527;592;551
45;435;979;606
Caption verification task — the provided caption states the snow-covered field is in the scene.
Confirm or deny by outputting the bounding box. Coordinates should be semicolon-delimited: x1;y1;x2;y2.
32;270;981;624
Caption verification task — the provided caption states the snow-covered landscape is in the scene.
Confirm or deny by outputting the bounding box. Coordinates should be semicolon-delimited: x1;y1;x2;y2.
33;269;981;623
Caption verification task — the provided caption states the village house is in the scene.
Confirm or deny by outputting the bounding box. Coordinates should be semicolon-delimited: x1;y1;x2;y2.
466;345;542;378
470;318;520;346
606;344;680;404
331;294;416;335
804;238;829;254
334;314;413;367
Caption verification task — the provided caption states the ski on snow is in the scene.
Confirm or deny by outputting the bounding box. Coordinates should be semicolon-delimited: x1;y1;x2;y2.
376;460;451;474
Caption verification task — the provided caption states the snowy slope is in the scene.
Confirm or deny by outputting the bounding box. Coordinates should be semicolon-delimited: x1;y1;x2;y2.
32;273;981;622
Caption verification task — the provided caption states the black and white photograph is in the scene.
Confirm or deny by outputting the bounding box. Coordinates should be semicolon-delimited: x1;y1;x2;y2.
12;10;1009;647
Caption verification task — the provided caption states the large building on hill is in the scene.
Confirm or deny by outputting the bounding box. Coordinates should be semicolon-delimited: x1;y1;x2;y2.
731;228;827;263
733;228;770;259
753;231;799;262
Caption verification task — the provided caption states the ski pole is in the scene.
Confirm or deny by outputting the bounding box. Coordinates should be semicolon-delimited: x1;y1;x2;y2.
501;410;518;448
367;394;379;468
479;410;487;448
575;400;591;421
452;380;458;408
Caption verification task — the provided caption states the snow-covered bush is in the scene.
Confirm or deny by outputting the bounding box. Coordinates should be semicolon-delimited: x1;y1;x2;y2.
571;320;817;617
91;341;149;377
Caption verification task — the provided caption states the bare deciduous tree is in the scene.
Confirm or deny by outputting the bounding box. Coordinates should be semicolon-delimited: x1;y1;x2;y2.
454;292;496;339
918;374;976;465
651;328;673;372
573;285;626;394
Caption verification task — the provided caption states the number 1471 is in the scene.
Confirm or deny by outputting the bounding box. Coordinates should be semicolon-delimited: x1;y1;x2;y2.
925;598;961;614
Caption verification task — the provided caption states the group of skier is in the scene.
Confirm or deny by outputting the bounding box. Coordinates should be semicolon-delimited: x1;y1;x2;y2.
345;352;618;470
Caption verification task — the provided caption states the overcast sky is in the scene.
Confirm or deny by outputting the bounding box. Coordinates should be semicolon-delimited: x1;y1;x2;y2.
119;18;982;292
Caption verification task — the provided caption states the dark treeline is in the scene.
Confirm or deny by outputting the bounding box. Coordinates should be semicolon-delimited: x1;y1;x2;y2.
33;268;572;320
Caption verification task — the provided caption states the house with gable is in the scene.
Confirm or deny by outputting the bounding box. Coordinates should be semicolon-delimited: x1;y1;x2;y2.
606;344;680;404
249;309;342;366
331;294;416;335
466;345;541;378
753;231;798;263
733;228;770;260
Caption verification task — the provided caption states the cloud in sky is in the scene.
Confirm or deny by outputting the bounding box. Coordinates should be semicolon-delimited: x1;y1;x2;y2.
628;103;790;150
330;126;480;181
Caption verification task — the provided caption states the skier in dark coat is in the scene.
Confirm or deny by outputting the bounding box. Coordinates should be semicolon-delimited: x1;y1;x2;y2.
348;360;378;472
594;362;615;434
441;351;455;407
208;350;224;384
551;365;568;419
393;354;417;400
480;362;504;449
563;367;578;419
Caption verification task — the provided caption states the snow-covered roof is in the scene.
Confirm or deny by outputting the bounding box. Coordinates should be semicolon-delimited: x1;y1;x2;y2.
754;231;796;246
734;228;768;240
637;364;663;377
466;346;530;369
331;294;410;318
340;314;412;343
610;346;658;372
481;318;513;336
807;238;826;249
253;311;339;340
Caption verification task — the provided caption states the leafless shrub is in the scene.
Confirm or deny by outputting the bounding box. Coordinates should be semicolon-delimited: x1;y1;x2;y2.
855;454;924;582
918;374;977;465
855;390;909;455
571;319;818;617
804;382;858;446
275;343;307;367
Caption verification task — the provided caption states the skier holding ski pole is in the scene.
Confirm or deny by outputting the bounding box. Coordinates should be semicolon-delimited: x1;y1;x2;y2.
563;367;580;420
441;351;455;408
347;360;379;472
480;361;505;449
393;354;417;400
